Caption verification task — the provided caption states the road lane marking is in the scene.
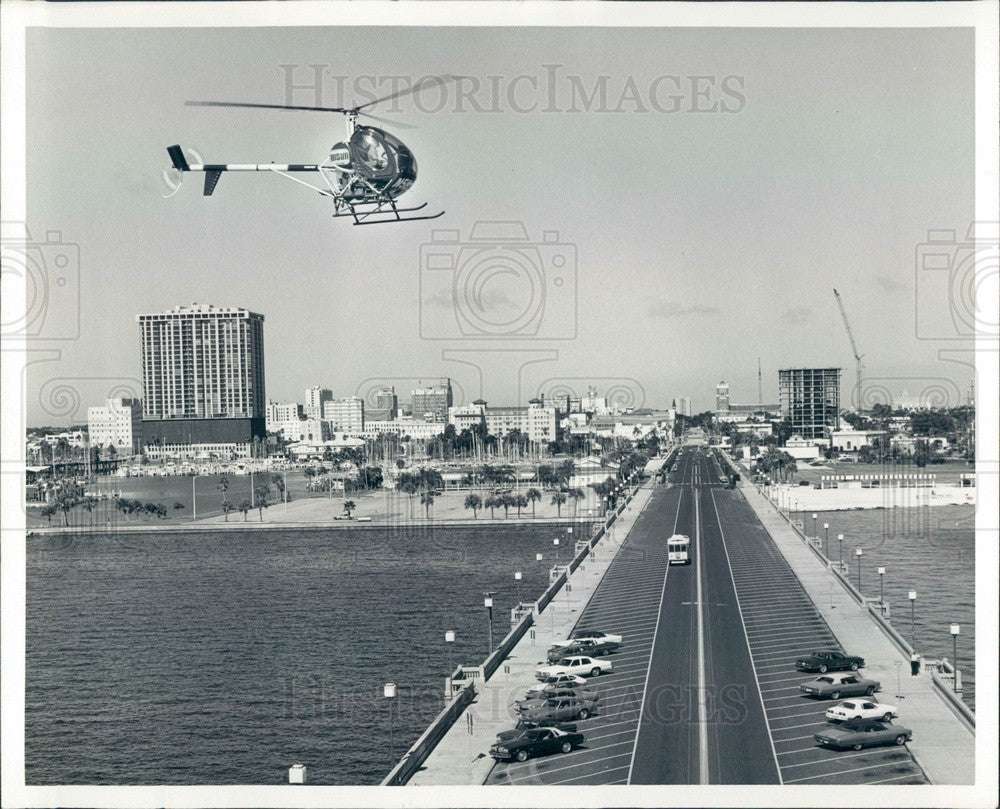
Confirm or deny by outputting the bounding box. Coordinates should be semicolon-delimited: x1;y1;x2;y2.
695;474;709;784
710;486;783;785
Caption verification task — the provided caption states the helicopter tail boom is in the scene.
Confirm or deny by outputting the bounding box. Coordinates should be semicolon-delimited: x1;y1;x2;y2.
167;145;190;172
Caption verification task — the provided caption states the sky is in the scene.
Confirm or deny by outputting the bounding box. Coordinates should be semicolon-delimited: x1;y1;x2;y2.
23;24;976;425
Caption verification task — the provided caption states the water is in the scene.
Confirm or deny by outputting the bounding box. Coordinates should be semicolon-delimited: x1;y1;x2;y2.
26;524;570;785
805;505;975;710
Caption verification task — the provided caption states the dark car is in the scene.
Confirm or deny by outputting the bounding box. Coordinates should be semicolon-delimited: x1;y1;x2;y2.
813;718;913;751
495;719;576;743
520;696;595;723
516;689;599;715
795;650;865;673
546;637;620;661
490;727;585;762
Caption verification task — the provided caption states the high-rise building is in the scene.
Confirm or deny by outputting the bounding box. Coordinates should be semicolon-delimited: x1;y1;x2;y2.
304;387;333;420
137;304;266;445
778;368;842;440
366;386;398;421
323;397;365;435
674;397;693;417
411;379;453;422
87;397;143;455
715;381;731;412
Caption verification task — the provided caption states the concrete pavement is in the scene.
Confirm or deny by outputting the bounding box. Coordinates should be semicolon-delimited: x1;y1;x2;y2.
739;479;975;785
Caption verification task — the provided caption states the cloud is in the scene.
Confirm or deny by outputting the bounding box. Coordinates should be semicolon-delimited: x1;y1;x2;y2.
782;305;813;324
874;275;906;293
647;300;721;319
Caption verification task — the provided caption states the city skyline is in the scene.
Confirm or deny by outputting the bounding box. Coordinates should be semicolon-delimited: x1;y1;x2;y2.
22;25;978;426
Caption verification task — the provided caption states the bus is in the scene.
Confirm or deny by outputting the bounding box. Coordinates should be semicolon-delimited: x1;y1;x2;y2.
667;534;691;565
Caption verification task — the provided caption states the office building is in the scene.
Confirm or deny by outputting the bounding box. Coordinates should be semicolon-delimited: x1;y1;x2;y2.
87;397;143;455
715;381;730;412
304;387;333;420
366;386;399;421
484;399;558;443
411;379;453;422
137;304;266;445
673;397;693;417
323;397;365;435
778;368;842;440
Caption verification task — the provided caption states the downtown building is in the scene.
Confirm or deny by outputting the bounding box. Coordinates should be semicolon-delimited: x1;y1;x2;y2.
778;368;842;440
137;304;266;457
411;379;453;422
322;397;365;436
87;397;143;456
304;387;332;420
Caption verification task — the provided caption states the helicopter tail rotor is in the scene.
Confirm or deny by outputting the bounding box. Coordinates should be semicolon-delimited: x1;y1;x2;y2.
167;144;190;171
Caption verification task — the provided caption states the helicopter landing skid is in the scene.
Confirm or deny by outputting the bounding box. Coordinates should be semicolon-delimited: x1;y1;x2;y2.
333;199;445;225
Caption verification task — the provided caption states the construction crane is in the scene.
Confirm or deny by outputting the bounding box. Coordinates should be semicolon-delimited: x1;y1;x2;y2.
833;288;864;409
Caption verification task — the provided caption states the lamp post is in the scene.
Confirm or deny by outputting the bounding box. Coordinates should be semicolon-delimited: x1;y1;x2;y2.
484;593;495;654
445;629;456;674
855;547;863;590
192;474;200;520
384;682;397;760
823;522;829;557
877;567;886;609
553;537;560;565
950;624;960;692
812;512;818;539
514;570;523;602
908;591;917;643
838;533;844;568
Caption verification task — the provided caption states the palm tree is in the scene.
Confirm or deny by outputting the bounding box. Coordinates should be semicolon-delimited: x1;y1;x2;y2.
217;475;230;507
464;493;482;518
525;487;542;517
551;490;567;517
567;486;586;516
420;490;437;518
41;503;56;525
239;499;252;521
343;500;356;518
514;493;528;517
484;494;498;519
222;500;233;522
272;473;286;503
499;493;514;518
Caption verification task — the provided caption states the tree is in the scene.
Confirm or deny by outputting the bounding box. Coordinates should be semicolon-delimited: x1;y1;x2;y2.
551;490;567;517
499;492;514;518
525;487;542;517
41;503;56;525
484;494;498;519
464;493;482;518
222;500;233;522
343;499;356;518
255;485;271;519
217;476;230;507
82;496;98;523
567;486;586;516
239;499;252;521
514;493;528;517
420;490;437;518
272;473;286;503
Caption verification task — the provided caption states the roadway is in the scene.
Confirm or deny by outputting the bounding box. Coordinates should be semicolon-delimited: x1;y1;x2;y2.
486;447;927;785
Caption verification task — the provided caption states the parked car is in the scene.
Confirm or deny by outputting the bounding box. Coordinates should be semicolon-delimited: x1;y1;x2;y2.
550;629;624;648
814;718;912;751
516;689;599;715
536;655;613;681
546;637;620;661
519;696;595;723
531;672;589;690
799;673;880;700
519;682;599;703
495;719;576;743
825;699;897;723
795;650;865;673
490;726;585;762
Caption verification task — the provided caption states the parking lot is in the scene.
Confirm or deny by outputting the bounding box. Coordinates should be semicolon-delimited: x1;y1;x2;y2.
485;466;686;785
711;489;928;785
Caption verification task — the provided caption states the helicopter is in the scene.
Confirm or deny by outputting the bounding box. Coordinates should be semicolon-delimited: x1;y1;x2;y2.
166;79;446;225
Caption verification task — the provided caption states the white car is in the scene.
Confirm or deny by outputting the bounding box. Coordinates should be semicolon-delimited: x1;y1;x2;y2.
825;699;898;723
550;630;624;649
536;655;613;681
528;673;589;693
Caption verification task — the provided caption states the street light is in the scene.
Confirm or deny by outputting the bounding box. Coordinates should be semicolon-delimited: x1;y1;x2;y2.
950;624;960;692
877;567;886;608
514;570;523;602
484;593;495;654
812;513;818;539
192;473;200;520
855;547;863;590
823;522;829;557
384;682;397;761
908;591;917;643
553;537;560;564
445;629;456;674
838;533;844;567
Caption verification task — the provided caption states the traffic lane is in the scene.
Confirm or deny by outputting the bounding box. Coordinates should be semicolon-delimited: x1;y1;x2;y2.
711;488;927;785
700;483;781;784
629;458;698;784
487;484;678;786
